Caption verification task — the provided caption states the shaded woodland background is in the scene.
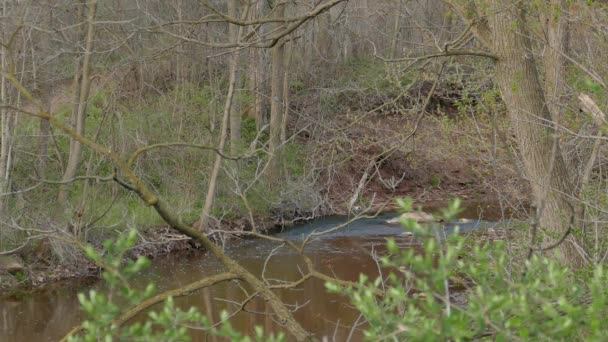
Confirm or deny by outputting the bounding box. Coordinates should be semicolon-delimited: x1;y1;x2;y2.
1;0;608;272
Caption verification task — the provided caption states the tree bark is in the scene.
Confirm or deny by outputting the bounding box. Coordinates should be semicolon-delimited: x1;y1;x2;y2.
317;12;331;60
228;0;242;154
267;1;286;184
35;5;54;180
199;3;247;232
244;1;268;131
281;40;293;145
0;0;8;216
390;0;401;59
487;1;585;267
247;46;262;127
543;0;569;123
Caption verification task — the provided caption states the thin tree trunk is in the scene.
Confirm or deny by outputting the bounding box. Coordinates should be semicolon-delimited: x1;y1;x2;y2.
267;1;286;184
229;0;242;154
199;4;248;232
36;4;54;180
256;49;267;128
543;0;569;123
280;40;293;144
390;0;401;59
58;0;96;204
37;112;51;179
247;46;260;125
0;0;11;216
317;12;331;60
248;0;267;130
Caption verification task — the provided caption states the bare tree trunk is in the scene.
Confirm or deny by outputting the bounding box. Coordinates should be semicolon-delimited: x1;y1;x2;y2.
543;0;569;129
248;0;268;130
0;0;11;216
390;0;402;59
267;1;286;184
488;0;585;267
199;5;247;232
317;12;331;60
228;0;242;154
247;46;261;126
36;4;54;180
37;113;51;179
58;0;97;204
281;40;293;145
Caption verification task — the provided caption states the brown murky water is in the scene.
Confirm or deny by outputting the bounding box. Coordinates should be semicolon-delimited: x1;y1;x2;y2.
0;202;508;341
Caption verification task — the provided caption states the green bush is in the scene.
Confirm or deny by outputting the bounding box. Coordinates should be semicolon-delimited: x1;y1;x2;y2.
328;198;608;341
70;229;285;342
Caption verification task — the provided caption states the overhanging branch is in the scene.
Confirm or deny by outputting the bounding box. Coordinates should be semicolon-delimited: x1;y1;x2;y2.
375;49;498;63
60;272;239;342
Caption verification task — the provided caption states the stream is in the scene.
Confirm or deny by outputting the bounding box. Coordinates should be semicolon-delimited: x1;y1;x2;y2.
0;202;506;341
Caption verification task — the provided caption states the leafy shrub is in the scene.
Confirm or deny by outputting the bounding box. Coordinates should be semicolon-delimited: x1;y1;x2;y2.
70;229;285;342
328;198;608;341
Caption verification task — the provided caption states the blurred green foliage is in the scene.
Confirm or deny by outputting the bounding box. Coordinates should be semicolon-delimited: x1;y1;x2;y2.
328;198;608;341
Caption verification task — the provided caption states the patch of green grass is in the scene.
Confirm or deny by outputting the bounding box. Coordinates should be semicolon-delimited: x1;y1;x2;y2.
338;57;392;91
430;174;442;188
13;272;26;283
283;143;306;177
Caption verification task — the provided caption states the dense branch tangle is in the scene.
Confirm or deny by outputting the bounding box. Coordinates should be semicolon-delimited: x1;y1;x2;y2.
7;71;385;341
0;1;361;338
145;0;348;50
445;0;590;266
4;1;605;340
374;0;597;267
3;70;318;340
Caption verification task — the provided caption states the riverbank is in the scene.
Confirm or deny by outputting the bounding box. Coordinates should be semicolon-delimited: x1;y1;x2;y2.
0;114;524;293
0;189;520;297
0;91;526;294
0;208;519;342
